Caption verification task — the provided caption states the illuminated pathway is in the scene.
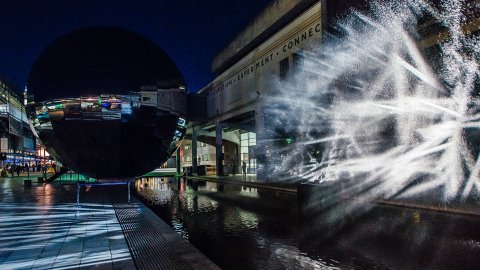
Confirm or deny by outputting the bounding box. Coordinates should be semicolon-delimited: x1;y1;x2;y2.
0;176;134;270
0;175;219;270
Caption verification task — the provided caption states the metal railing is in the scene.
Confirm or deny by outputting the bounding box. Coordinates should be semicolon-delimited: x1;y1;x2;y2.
76;181;132;207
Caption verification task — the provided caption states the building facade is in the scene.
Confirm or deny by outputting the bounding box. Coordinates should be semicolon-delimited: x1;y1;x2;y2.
181;0;480;181
0;80;44;168
182;0;323;178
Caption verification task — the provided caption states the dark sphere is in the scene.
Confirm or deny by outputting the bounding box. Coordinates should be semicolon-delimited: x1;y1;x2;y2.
28;27;186;179
28;26;185;101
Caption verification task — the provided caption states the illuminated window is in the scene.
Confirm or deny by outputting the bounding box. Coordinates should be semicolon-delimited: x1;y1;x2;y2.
202;154;209;161
184;144;190;150
240;132;257;173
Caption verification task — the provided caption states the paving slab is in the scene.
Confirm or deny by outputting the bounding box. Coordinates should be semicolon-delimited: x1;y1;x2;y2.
0;175;221;270
0;176;134;270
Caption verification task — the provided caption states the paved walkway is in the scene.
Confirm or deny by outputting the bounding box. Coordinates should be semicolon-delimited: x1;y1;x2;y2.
0;176;219;270
0;176;134;270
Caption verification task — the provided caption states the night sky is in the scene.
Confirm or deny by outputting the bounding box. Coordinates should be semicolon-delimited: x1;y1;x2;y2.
0;0;272;94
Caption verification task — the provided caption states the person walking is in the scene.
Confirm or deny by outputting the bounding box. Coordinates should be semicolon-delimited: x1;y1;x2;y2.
15;165;21;176
9;164;15;177
242;161;247;178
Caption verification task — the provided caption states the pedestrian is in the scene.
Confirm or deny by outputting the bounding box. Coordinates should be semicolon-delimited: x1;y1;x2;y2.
9;164;15;177
15;165;21;176
242;161;247;178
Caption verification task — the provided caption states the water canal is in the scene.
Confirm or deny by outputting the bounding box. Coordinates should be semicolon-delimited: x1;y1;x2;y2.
135;177;480;269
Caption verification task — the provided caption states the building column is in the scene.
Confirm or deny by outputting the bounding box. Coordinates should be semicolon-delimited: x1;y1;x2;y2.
236;141;241;175
175;147;181;175
216;121;223;176
255;100;267;182
191;126;198;175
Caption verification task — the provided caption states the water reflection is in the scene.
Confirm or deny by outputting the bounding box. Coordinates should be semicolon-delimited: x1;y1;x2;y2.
136;177;359;269
136;177;174;205
135;177;480;270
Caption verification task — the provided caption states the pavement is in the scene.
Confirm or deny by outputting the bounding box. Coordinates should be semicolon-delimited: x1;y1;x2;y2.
0;174;134;270
0;173;219;270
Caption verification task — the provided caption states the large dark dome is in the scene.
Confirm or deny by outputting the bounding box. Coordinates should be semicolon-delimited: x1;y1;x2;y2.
28;27;187;179
28;27;185;101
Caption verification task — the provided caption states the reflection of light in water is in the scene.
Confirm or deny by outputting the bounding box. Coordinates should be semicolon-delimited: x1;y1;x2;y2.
179;179;185;202
223;208;260;232
240;186;259;198
274;247;339;270
137;177;174;205
206;181;217;191
268;0;480;224
197;196;219;213
183;194;218;213
413;212;421;224
171;217;189;240
238;210;259;228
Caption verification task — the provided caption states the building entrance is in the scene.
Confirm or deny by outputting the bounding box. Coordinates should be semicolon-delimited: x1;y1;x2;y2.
240;132;256;174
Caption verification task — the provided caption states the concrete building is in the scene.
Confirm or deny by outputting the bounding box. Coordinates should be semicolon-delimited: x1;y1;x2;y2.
180;0;480;181
182;0;323;179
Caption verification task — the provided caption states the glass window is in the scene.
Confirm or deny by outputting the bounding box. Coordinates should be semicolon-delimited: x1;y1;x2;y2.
184;144;190;150
292;51;304;71
279;57;289;80
202;154;209;161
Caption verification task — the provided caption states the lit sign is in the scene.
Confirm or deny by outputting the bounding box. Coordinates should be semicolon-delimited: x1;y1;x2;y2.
210;2;322;94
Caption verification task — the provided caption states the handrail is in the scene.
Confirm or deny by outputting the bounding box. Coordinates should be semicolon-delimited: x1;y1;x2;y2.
76;181;132;207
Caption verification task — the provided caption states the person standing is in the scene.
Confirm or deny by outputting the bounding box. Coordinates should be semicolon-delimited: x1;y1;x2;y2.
9;164;15;177
242;161;247;178
25;163;30;178
232;161;237;176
